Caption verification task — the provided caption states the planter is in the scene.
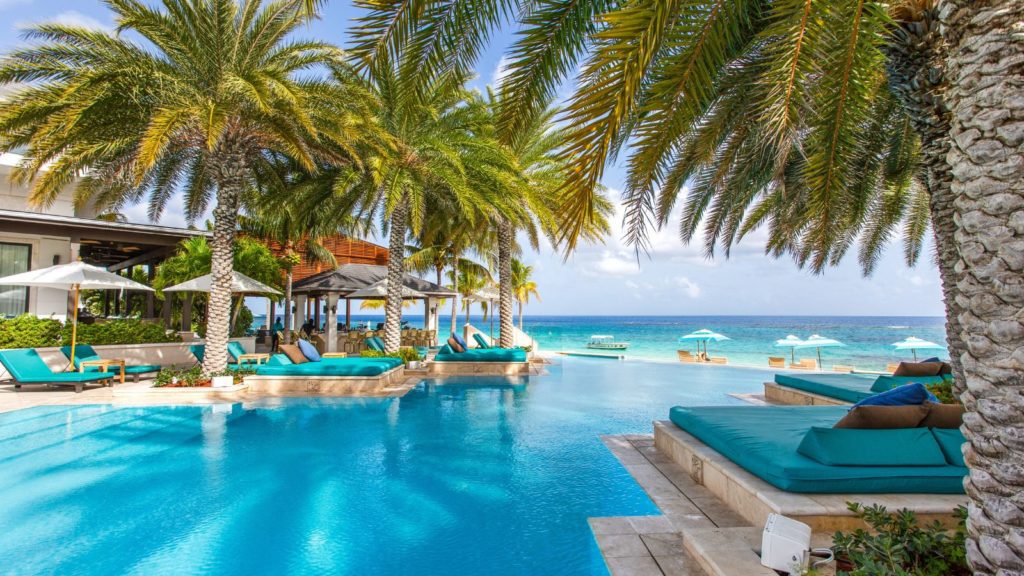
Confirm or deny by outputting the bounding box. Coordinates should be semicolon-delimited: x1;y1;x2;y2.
211;375;234;388
408;361;422;370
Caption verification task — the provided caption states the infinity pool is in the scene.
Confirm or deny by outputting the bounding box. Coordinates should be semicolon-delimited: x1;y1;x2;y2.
0;358;772;575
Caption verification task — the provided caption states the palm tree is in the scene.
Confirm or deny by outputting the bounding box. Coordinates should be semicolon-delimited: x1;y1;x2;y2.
940;3;1024;573
510;259;539;331
0;0;362;373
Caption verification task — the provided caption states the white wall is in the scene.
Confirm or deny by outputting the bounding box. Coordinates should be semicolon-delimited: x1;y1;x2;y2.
0;154;76;216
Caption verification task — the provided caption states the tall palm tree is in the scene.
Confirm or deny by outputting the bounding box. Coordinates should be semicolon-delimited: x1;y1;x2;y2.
510;259;539;331
0;0;363;373
940;2;1024;573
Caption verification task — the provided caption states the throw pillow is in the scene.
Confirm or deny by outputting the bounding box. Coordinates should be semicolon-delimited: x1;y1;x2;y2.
279;344;309;364
834;405;930;429
453;333;469;351
798;427;946;466
921;402;966;429
297;339;321;362
853;383;939;408
447;335;465;353
893;361;943;377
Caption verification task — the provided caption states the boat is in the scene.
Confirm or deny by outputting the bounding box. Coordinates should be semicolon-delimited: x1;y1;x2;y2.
586;335;629;350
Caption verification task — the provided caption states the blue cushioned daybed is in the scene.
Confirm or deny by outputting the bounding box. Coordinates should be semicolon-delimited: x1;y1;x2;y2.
0;348;116;392
60;345;160;381
254;355;403;377
434;344;527;363
669;405;966;494
773;373;950;404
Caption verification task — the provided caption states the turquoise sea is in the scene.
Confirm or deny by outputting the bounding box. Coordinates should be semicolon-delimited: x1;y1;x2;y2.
253;314;949;372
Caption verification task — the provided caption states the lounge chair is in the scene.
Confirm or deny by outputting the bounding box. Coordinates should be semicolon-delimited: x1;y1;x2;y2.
472;333;491;349
768;356;786;368
772;373;952;404
0;348;115;393
364;336;386;353
832;365;855;373
677;350;696;363
60;344;160;382
708;356;727;364
887;363;901;374
254;354;403;376
189;344;257;370
790;358;818;370
669;405;966;493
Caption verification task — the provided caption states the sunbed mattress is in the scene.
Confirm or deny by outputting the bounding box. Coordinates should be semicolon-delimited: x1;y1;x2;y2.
669;405;967;494
434;349;527;363
255;357;402;377
773;373;948;403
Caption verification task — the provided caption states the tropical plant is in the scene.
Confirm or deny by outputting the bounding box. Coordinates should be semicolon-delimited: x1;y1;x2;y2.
510;259;539;331
938;3;1024;573
0;314;63;349
448;264;492;329
65;319;178;346
0;0;364;373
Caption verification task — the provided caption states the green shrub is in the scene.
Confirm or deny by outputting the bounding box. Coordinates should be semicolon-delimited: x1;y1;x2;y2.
833;503;968;575
360;347;422;366
231;305;254;338
927;380;959;404
0;314;63;348
64;319;179;346
153;366;252;387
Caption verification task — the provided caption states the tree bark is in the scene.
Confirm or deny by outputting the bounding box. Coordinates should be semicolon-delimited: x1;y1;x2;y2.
283;270;293;345
450;252;459;337
204;160;244;375
884;3;967;391
383;192;409;353
518;300;524;331
498;218;515;348
940;1;1024;573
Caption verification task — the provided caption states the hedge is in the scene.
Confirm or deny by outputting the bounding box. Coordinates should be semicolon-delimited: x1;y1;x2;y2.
0;314;179;349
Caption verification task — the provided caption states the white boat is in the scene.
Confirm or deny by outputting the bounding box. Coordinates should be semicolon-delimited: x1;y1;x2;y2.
586;335;629;350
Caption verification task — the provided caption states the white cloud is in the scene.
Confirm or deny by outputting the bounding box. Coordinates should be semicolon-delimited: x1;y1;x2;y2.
585;251;641;276
672;276;701;299
17;10;109;32
491;56;510;88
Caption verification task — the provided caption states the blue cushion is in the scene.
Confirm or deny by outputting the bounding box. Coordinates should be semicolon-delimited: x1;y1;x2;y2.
297;339;321;362
797;426;947;466
869;375;949;393
932;428;966;467
0;349;115;383
921;357;941;363
434;349;527;363
854;383;939;408
453;333;469;351
473;333;491;349
438;344;453;355
255;357;402;377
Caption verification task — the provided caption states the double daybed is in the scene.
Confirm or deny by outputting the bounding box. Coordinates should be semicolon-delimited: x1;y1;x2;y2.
769;372;950;404
429;341;530;375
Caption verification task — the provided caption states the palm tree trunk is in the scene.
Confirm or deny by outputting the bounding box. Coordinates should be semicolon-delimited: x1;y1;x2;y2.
518;300;524;331
283;270;293;345
203;168;243;375
498;218;514;348
450;253;459;337
941;2;1024;572
884;3;967;391
383;192;409;353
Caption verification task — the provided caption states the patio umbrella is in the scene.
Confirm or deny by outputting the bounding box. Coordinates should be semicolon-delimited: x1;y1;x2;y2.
679;329;730;358
0;261;153;367
162;271;281;296
345;279;425;300
796;334;845;368
465;288;500;339
774;335;805;364
892;336;945;361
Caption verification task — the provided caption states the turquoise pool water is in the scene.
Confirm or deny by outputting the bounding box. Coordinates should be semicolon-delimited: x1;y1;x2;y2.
0;358;771;575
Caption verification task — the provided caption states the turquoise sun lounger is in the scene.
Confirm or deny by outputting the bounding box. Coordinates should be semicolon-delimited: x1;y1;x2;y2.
434;344;527;363
472;334;491;349
0;348;116;393
60;345;160;382
190;343;259;370
669;405;966;494
255;354;403;377
773;373;950;404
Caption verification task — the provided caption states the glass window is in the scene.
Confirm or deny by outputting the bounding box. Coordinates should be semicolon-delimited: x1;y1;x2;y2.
0;243;30;317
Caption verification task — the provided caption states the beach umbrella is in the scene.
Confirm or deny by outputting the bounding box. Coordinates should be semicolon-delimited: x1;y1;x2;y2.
774;335;805;364
679;329;730;357
796;334;845;368
162;271;281;296
465;288;500;339
0;261;153;367
344;279;424;300
892;336;945;360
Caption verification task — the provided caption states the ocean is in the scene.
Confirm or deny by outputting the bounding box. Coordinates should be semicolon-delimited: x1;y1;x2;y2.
251;313;948;372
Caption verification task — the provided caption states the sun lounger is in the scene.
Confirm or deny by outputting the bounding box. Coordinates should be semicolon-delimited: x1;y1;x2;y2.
0;348;116;393
708;356;727;364
832;365;855;373
60;344;160;382
254;354;403;377
189;344;260;371
669;405;966;493
768;357;786;368
434;344;527;363
773;373;951;404
677;350;696;363
887;363;901;374
364;337;386;353
790;358;818;370
472;333;491;349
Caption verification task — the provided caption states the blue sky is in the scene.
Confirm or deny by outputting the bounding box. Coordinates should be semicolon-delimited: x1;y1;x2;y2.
0;0;947;317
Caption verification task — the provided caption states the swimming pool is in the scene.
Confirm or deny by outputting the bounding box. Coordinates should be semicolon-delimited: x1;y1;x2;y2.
0;358;772;575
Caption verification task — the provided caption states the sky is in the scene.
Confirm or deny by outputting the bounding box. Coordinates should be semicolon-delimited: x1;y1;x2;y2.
0;0;948;317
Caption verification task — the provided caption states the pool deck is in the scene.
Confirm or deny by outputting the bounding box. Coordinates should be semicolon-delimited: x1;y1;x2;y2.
594;435;836;576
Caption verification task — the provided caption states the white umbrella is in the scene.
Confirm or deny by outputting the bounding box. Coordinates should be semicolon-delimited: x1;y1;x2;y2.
0;261;153;367
345;279;424;300
796;334;845;368
465;288;500;339
774;335;805;364
162;271;281;296
892;336;945;361
679;329;730;358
